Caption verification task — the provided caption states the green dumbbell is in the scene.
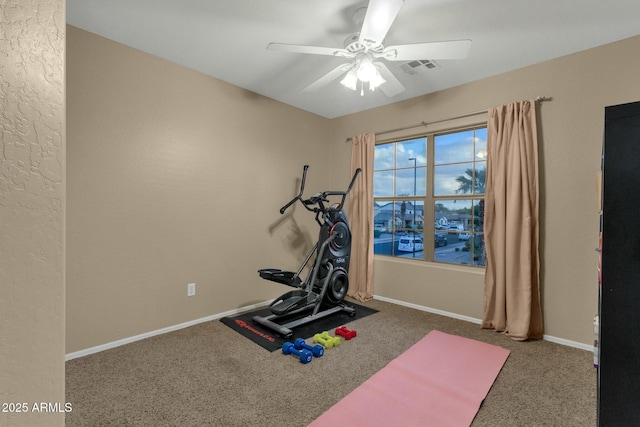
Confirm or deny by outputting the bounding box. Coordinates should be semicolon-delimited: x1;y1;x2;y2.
313;331;341;349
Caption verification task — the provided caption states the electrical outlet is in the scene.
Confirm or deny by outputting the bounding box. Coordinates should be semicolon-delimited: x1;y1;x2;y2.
187;283;196;297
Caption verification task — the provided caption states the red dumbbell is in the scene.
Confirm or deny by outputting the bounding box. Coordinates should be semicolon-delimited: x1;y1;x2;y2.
335;326;357;340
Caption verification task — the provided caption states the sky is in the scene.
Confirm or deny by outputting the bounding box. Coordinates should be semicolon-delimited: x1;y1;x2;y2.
373;128;487;197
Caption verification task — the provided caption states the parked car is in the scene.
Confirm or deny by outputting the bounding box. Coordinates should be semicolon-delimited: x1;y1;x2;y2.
458;233;471;241
447;224;463;233
398;236;424;252
435;233;448;247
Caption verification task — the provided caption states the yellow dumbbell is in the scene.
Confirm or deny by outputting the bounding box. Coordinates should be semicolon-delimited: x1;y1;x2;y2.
313;331;341;349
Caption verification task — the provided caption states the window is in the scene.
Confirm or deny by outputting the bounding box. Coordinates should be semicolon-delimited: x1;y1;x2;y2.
373;127;487;267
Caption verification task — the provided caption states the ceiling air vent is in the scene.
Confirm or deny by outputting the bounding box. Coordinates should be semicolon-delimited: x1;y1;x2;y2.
399;59;440;76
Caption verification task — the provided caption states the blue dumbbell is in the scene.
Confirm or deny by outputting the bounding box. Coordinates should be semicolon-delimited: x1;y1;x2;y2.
294;338;325;357
282;342;313;364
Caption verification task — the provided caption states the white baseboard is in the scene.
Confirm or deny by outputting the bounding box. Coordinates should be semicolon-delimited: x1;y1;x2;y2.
373;295;483;325
66;295;592;361
65;300;271;361
373;295;593;352
542;334;593;352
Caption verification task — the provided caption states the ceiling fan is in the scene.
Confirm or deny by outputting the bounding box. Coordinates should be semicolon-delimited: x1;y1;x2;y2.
267;0;471;97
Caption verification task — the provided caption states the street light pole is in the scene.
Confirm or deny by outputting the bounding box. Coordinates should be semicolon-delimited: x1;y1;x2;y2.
408;157;417;258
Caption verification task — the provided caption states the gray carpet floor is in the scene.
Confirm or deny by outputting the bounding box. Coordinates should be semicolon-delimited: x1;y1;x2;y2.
66;298;596;426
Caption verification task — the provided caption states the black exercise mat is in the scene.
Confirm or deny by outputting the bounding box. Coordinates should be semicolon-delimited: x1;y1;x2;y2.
220;302;378;351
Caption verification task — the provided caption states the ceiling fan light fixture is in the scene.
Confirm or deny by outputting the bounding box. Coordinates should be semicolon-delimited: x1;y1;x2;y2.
340;69;358;91
369;71;386;91
356;58;378;82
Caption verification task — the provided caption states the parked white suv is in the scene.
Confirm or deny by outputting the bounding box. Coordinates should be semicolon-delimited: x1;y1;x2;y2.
447;223;464;233
398;236;424;252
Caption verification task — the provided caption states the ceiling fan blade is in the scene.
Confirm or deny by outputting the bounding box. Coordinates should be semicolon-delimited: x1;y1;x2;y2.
359;0;404;48
376;62;405;97
303;63;354;92
382;39;472;61
267;43;352;58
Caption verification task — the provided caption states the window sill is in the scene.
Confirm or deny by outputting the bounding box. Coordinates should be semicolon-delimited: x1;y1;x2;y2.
373;255;485;276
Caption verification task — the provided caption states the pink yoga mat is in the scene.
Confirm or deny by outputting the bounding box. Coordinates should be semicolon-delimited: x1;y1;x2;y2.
309;330;510;427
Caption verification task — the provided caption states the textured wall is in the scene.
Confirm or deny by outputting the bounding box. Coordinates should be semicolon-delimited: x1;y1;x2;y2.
0;0;66;426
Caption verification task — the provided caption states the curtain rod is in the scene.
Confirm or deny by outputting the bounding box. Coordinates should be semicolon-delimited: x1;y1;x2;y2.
345;96;550;142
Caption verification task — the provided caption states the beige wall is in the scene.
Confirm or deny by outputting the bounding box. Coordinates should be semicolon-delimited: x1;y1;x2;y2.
328;35;640;345
66;26;332;353
0;1;66;426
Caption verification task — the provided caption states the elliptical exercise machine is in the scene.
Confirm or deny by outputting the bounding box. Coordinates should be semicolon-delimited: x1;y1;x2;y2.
253;165;361;337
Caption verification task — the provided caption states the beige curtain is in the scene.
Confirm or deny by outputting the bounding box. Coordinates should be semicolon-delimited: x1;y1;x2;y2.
481;100;543;340
347;133;375;302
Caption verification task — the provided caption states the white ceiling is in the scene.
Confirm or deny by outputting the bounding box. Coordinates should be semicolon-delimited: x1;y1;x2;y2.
67;0;640;119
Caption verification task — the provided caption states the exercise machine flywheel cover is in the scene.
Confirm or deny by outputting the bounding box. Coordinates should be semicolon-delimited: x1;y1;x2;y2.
326;268;349;304
329;221;350;251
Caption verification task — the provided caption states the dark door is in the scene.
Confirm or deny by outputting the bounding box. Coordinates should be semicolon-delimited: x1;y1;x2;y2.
599;100;640;426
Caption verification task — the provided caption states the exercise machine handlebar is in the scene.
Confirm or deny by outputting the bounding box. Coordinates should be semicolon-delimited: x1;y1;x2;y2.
279;166;362;215
279;165;309;214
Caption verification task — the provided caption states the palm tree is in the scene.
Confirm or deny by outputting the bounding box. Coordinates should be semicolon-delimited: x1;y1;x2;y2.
455;167;486;194
455;167;487;266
